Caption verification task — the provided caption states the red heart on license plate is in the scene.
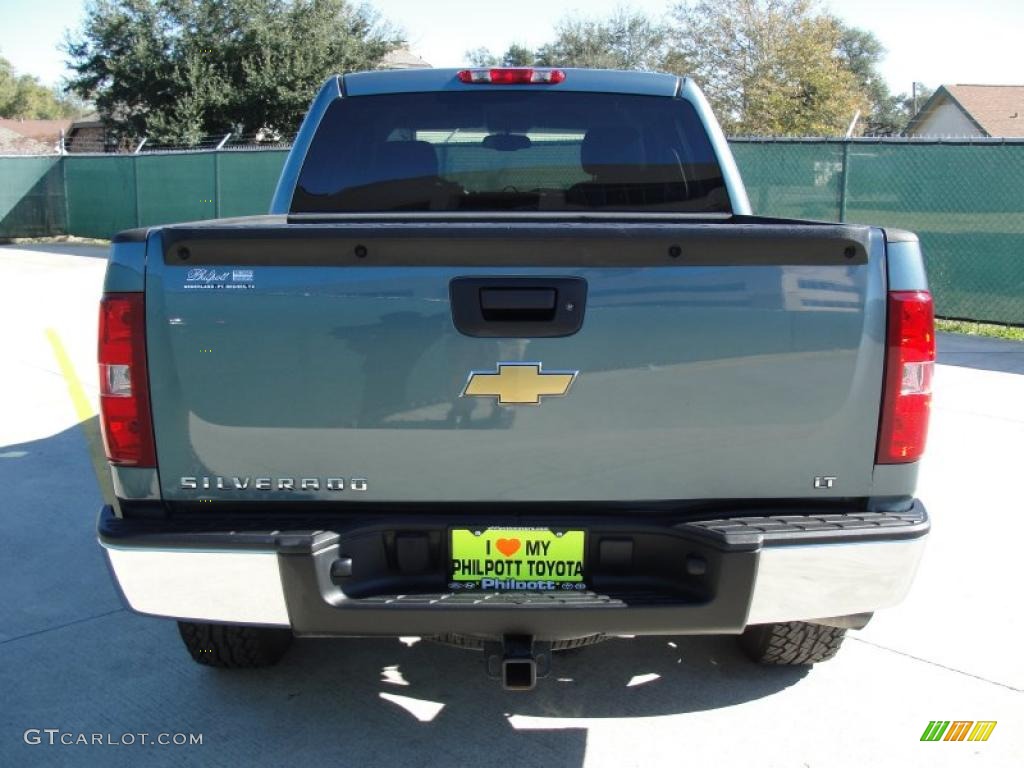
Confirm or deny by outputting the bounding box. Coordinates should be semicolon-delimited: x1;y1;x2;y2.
496;538;521;557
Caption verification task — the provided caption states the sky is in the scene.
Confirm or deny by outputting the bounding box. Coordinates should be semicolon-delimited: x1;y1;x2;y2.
1;0;1022;97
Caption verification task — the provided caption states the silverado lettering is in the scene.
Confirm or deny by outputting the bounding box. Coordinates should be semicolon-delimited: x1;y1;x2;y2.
179;477;367;491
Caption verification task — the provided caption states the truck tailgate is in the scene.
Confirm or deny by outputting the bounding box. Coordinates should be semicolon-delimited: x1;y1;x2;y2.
145;221;886;503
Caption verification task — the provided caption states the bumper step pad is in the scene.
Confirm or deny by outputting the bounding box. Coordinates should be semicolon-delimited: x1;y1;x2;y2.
684;505;928;548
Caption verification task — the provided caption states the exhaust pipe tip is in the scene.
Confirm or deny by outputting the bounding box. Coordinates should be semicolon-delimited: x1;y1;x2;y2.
502;658;538;691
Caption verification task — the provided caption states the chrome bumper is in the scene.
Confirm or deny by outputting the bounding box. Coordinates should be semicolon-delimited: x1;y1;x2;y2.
746;537;926;624
100;504;928;633
104;547;291;626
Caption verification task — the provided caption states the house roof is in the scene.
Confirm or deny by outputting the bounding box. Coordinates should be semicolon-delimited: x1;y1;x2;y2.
378;47;431;70
68;113;103;132
0;125;53;154
0;118;74;142
908;85;1024;137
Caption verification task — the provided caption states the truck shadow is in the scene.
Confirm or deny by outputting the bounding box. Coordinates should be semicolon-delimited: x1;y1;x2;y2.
196;633;808;764
3;421;807;767
937;331;1024;375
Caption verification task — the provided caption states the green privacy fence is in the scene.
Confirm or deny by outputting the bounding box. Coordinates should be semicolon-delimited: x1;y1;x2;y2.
0;156;66;237
732;140;1024;326
60;150;288;237
1;141;1023;324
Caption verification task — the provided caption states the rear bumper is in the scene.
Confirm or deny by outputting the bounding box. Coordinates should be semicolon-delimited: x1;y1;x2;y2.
98;503;928;639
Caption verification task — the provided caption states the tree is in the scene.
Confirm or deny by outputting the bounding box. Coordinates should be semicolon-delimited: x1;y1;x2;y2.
0;54;85;119
501;44;535;67
536;8;671;70
466;48;494;67
833;23;927;135
64;0;401;144
905;84;933;118
667;0;867;136
465;43;535;68
466;8;672;72
880;83;933;134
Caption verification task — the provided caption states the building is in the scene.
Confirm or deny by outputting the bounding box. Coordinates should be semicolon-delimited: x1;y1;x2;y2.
63;115;107;153
377;47;431;70
0;114;111;154
906;85;1024;138
0;118;70;154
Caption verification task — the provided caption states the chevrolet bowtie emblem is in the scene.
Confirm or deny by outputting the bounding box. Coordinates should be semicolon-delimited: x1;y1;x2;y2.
461;363;578;405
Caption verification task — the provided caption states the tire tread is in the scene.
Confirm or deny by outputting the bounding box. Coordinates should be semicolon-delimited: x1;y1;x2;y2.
739;621;846;665
177;621;292;668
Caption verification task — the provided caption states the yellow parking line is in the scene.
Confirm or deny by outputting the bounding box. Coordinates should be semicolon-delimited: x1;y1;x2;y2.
45;328;115;506
45;328;95;422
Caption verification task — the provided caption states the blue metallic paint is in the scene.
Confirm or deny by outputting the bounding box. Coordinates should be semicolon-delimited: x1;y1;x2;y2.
680;78;752;215
144;232;889;503
344;67;681;98
884;238;930;292
103;241;147;293
269;75;342;215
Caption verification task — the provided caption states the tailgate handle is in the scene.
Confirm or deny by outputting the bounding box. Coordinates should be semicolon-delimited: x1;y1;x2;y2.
450;277;587;338
480;288;556;321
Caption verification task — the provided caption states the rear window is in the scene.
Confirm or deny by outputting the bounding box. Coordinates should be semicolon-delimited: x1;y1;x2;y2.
291;91;730;214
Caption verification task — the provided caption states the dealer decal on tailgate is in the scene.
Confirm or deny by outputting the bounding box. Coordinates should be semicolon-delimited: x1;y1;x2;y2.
450;528;586;591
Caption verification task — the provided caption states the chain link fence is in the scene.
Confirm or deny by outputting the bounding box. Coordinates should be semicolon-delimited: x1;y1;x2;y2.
2;139;1023;325
0;156;66;237
60;149;288;238
732;139;1024;325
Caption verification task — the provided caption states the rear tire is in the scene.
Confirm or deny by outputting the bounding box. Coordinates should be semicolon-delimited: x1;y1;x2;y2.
177;621;293;668
738;621;846;665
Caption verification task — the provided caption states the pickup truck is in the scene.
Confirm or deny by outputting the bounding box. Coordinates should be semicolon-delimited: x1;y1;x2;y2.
96;67;932;689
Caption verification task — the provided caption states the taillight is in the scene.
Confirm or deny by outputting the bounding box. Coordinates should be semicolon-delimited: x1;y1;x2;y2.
456;68;566;85
877;290;935;464
98;293;156;466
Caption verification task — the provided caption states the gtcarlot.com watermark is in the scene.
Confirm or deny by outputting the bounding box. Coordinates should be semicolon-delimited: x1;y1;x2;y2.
24;729;202;747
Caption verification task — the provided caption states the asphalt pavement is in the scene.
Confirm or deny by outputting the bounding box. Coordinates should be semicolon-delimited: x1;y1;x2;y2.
1;242;1021;767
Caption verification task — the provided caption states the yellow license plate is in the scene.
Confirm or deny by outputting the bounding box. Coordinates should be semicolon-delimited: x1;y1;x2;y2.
450;528;586;590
